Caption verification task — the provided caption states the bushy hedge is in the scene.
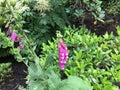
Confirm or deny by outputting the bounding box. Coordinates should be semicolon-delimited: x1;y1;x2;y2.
40;26;120;90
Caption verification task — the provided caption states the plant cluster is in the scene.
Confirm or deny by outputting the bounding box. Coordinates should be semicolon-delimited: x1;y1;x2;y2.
0;1;93;90
26;61;92;90
0;63;12;82
0;0;120;90
23;0;69;53
40;26;120;90
102;0;120;15
0;0;28;61
64;0;105;23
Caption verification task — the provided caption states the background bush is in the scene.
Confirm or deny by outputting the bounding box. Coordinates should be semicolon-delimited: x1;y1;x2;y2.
64;0;105;23
23;0;69;54
102;0;120;15
40;26;120;90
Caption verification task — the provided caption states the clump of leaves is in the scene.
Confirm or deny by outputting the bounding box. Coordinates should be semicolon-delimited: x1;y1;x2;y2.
23;0;69;54
0;31;13;57
27;61;92;90
102;0;120;15
65;0;105;22
40;26;120;90
0;63;12;82
0;0;27;62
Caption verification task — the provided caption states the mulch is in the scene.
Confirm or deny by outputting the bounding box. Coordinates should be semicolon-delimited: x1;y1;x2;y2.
72;14;120;35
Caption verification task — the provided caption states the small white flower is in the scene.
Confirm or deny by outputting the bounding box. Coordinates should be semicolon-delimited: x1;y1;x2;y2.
0;0;4;3
63;61;66;63
34;0;51;14
60;61;64;63
61;57;64;60
61;53;64;56
14;1;30;14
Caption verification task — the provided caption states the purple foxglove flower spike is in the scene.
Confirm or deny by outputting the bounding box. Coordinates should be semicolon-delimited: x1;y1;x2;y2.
7;28;12;35
10;32;17;42
58;38;68;70
18;44;23;50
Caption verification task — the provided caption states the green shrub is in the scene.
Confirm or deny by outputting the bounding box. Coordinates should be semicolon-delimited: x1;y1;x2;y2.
102;0;120;15
0;0;28;62
0;63;12;82
23;0;69;54
0;31;13;57
27;61;92;90
40;26;120;90
64;0;105;22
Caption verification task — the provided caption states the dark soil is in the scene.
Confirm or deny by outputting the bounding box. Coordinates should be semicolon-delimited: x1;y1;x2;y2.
72;14;120;35
0;58;27;90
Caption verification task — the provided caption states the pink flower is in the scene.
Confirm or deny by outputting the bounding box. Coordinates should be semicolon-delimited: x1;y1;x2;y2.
7;28;12;35
18;44;23;50
10;32;17;42
58;38;68;70
60;63;65;70
15;37;22;42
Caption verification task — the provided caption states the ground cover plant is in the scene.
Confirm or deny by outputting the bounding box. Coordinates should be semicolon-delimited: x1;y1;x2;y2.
40;26;120;90
0;63;12;82
102;0;120;15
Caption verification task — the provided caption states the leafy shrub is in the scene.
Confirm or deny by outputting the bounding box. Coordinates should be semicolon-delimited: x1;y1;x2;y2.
26;61;92;90
0;0;28;62
102;0;120;15
40;26;120;90
1;1;92;90
0;63;12;82
64;0;105;22
0;31;13;57
23;0;69;53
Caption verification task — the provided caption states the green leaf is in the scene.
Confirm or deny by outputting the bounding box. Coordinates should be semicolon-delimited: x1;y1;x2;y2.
39;18;48;25
116;26;120;36
45;54;55;66
29;81;44;90
60;76;92;90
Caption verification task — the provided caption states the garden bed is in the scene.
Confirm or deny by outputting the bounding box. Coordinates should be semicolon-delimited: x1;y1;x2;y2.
0;0;120;89
0;14;120;90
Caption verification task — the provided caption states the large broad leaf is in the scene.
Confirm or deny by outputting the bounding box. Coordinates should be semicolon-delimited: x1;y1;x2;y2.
29;81;44;90
60;76;93;90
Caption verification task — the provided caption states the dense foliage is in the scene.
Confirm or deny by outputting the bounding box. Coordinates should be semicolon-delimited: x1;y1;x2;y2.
64;0;105;21
23;0;69;53
102;0;120;15
0;63;12;82
0;0;120;90
40;26;120;90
